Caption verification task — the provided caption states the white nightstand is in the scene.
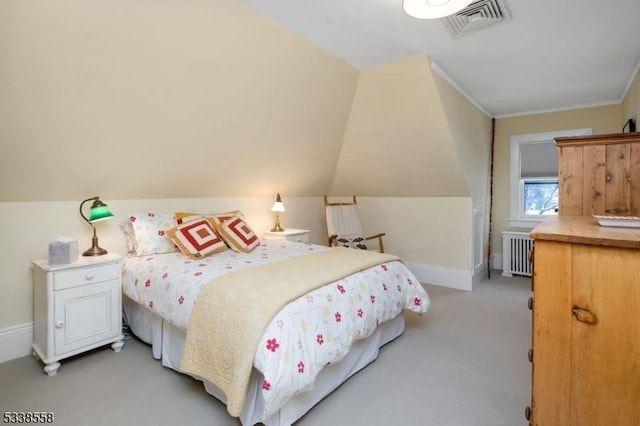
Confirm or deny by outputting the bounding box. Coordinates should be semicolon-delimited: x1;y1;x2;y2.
262;228;311;243
32;253;124;376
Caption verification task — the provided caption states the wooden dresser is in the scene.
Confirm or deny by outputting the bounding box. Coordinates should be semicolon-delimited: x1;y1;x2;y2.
527;132;640;424
528;216;640;425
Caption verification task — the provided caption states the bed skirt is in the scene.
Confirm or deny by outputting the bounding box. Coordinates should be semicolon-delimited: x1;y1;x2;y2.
123;294;405;426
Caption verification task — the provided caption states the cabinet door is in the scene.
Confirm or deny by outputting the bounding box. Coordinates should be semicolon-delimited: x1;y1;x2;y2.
558;142;640;216
54;280;120;356
571;245;640;426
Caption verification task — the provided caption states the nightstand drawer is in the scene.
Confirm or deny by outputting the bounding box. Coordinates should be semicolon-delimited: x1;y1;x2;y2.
289;233;309;243
54;263;119;290
263;228;310;243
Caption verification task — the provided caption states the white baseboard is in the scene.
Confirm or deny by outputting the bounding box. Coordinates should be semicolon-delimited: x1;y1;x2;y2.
473;262;488;286
406;262;473;291
491;253;503;271
0;322;33;364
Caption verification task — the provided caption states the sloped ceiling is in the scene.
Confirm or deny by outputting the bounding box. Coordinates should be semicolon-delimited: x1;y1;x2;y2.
0;0;358;201
238;0;640;117
1;0;480;202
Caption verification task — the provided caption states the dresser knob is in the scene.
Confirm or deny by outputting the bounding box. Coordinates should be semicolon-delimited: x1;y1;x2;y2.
525;406;531;420
55;320;64;329
527;297;533;310
528;348;533;362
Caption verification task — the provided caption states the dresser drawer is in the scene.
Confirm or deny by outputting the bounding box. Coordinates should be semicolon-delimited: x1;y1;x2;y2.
54;262;119;290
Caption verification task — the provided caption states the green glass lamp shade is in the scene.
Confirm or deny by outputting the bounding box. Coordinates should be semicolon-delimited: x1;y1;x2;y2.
89;204;114;222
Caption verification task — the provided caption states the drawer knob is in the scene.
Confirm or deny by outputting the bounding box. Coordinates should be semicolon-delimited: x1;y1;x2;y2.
528;348;533;362
55;320;64;329
525;406;531;420
527;297;533;310
572;306;598;325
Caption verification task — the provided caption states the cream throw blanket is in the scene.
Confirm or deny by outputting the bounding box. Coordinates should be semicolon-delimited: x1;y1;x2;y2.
179;246;399;417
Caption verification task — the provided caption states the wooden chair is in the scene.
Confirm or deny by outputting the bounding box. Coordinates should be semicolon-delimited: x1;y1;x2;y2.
324;196;386;253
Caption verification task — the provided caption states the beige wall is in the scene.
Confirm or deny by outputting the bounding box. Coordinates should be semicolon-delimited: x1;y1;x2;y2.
0;1;489;334
0;197;329;328
1;195;474;329
331;56;491;278
355;197;472;271
6;0;632;339
432;72;492;209
622;66;640;125
432;70;493;274
0;0;361;329
0;0;358;202
491;104;622;259
331;56;468;197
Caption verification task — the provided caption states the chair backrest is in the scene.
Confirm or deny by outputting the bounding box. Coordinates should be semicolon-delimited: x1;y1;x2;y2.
325;204;363;239
324;196;367;249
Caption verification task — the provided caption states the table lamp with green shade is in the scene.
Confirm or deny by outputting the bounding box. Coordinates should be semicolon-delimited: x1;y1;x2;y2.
79;196;114;256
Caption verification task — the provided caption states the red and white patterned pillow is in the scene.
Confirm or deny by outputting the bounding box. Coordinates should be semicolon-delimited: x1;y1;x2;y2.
174;210;245;226
207;210;246;228
167;217;228;259
216;215;260;253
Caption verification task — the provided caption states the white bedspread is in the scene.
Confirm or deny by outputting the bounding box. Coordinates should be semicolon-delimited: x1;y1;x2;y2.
122;240;327;331
121;239;430;418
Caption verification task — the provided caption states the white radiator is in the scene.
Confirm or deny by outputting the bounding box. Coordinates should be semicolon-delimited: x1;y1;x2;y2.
502;231;534;277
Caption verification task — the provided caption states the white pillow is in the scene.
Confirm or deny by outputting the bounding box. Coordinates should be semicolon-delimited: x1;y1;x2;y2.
127;213;179;256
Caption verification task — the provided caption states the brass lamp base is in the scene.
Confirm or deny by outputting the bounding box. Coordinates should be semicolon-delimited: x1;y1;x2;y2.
270;211;283;232
83;235;108;256
83;246;108;256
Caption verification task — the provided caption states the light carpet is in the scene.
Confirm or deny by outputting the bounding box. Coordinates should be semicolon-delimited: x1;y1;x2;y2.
0;272;532;426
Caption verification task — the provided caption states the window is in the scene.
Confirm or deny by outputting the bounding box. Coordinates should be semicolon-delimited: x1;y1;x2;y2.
522;178;558;216
509;128;592;229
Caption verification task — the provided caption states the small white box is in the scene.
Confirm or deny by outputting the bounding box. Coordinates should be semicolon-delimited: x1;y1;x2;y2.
48;240;78;265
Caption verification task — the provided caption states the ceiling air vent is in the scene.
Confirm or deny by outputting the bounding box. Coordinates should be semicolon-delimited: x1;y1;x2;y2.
443;0;510;37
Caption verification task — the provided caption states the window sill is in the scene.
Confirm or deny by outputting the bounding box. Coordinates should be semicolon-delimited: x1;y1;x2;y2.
508;218;547;230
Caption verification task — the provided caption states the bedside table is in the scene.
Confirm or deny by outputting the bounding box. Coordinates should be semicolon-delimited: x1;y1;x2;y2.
262;228;310;243
32;253;124;376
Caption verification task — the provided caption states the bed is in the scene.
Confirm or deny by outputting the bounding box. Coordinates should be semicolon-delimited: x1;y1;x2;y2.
120;211;430;426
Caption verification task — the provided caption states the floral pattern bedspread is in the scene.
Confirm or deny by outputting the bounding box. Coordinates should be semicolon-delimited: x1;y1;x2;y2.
121;239;431;417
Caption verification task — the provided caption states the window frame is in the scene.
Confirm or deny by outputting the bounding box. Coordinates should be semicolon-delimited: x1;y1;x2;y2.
509;128;592;229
